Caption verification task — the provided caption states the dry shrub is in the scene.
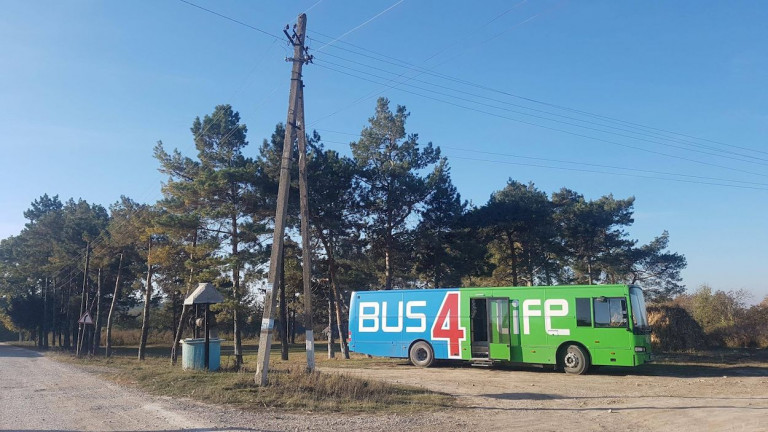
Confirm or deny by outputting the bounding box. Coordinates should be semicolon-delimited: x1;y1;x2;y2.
105;329;174;346
647;304;707;351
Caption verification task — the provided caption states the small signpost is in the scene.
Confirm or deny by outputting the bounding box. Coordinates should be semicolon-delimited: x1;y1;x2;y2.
78;312;94;325
183;283;224;370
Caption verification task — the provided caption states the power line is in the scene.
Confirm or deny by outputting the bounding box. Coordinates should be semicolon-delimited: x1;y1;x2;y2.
177;0;764;159
448;155;768;191
41;3;289;291
317;136;768;190
312;63;768;179
313;53;768;164
177;0;283;41
314;0;406;52
313;57;768;166
306;34;766;158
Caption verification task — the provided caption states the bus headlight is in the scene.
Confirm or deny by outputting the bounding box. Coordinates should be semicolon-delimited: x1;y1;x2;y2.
634;347;646;352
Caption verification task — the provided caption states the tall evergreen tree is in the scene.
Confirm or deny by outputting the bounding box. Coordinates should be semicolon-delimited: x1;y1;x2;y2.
154;104;265;368
413;158;468;288
552;189;635;285
351;98;440;290
307;140;360;357
470;180;555;286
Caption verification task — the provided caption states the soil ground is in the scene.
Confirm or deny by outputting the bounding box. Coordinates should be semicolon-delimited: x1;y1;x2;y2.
3;343;766;431
321;352;768;431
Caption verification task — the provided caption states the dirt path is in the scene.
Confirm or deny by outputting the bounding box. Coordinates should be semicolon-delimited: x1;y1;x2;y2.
322;360;768;431
3;343;766;431
0;343;437;431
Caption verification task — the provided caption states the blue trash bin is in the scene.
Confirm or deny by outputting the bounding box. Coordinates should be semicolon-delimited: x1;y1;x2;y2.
180;338;222;371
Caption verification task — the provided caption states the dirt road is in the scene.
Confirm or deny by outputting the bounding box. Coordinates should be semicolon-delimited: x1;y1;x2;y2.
0;343;430;431
327;359;768;431
2;343;766;431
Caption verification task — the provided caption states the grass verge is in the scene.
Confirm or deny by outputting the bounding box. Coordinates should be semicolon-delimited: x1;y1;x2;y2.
44;346;455;414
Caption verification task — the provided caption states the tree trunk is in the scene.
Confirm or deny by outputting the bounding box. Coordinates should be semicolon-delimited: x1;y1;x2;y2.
92;268;103;355
51;278;57;347
318;234;350;359
39;278;47;349
506;231;519;286
384;242;392;290
231;212;243;369
327;295;335;359
105;253;123;357
171;230;197;364
63;278;71;349
138;238;153;360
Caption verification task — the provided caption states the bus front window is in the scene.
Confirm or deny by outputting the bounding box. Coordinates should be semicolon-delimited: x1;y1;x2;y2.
629;287;650;332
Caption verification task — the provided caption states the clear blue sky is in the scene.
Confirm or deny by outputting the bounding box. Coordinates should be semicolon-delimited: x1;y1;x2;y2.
1;1;766;301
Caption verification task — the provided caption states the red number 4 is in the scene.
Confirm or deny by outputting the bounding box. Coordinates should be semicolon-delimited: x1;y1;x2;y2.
431;292;466;358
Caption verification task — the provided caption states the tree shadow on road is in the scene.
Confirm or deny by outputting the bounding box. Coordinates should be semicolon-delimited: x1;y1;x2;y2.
0;344;42;358
597;363;768;378
481;392;768;401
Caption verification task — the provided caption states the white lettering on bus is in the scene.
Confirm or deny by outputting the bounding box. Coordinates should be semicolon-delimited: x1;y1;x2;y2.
544;299;570;336
358;302;380;332
381;301;403;332
361;297;572;336
511;300;520;335
405;301;427;332
522;299;542;335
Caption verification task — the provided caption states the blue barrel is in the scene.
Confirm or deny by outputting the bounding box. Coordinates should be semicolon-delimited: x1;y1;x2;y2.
180;338;222;371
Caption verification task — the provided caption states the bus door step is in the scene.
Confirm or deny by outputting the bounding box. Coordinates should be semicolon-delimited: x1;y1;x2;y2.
471;360;494;367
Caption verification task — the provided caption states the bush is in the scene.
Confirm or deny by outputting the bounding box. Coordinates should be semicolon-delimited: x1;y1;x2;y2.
106;329;174;346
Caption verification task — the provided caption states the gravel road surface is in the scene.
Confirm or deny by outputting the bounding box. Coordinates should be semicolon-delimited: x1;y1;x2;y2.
0;343;431;431
2;343;767;431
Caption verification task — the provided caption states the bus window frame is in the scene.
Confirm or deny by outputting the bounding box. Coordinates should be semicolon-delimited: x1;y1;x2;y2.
593;297;628;329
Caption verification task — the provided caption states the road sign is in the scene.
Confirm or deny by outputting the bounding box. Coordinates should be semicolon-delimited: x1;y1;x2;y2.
78;312;93;325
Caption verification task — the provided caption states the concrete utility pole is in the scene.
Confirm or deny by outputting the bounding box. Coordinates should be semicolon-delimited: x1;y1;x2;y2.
256;13;314;386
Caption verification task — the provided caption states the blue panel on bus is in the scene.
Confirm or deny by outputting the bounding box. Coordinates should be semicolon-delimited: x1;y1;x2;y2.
349;289;462;360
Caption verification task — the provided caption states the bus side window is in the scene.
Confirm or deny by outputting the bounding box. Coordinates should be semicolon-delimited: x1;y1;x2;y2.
576;298;591;326
594;297;627;328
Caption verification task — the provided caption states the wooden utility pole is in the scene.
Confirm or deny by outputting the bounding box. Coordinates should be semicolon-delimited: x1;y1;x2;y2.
296;83;316;371
256;13;314;386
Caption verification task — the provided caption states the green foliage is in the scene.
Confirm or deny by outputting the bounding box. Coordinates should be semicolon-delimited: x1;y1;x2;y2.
351;98;440;289
0;98;694;357
413;159;471;288
675;285;768;348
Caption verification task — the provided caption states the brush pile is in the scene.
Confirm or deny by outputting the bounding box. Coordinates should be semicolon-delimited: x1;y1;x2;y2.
647;304;707;351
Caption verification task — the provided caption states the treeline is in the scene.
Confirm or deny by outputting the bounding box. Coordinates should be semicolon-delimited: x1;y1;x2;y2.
0;98;686;362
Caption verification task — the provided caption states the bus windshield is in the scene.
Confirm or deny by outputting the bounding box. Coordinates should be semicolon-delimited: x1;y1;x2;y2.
629;287;650;331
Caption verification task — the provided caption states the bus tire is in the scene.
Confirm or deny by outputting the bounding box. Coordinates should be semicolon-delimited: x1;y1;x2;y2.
561;344;589;375
409;341;435;368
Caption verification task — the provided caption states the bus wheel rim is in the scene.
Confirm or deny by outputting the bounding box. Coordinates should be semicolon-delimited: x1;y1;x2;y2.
565;352;579;368
416;348;427;361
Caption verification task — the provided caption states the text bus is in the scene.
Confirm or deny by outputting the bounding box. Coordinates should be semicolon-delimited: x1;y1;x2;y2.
348;284;652;374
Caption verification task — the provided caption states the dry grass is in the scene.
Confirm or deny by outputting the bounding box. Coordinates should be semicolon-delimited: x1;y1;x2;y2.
647;304;707;351
46;346;455;413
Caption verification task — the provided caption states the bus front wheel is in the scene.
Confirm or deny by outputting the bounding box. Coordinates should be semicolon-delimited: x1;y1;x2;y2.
561;344;589;375
409;341;435;367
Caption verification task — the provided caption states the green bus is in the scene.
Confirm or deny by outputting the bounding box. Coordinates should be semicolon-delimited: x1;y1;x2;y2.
348;284;652;374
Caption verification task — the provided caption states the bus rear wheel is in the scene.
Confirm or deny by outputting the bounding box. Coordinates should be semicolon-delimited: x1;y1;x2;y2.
409;341;435;367
561;344;589;375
